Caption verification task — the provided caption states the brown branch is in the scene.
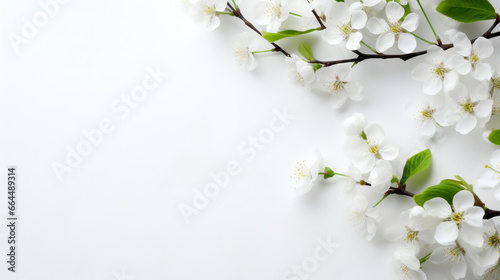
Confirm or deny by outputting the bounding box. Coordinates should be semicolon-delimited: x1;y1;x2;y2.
227;2;291;57
312;9;326;30
386;186;415;198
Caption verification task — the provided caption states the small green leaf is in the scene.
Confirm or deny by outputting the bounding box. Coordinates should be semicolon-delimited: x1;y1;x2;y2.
414;180;467;206
400;149;432;186
488;130;500;145
323;167;335;179
436;0;497;23
360;131;367;140
311;63;322;72
262;28;321;43
298;42;316;61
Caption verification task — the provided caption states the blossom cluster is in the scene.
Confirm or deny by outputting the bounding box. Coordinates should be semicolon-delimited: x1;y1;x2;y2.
409;32;499;146
291;113;500;280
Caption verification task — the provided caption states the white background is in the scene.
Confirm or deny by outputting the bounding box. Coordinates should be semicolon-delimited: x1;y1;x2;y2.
1;0;500;279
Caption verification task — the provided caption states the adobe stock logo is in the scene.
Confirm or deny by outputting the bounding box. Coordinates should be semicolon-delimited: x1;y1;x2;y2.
179;107;295;223
282;234;339;280
51;65;169;181
8;0;71;53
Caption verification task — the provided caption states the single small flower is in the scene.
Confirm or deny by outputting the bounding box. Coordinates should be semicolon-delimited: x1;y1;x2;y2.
429;243;468;279
367;1;419;53
344;112;368;138
449;32;494;80
316;65;363;108
478;220;500;268
338;165;366;199
344;123;399;173
412;45;459;95
385;206;439;255
322;2;367;50
393;251;428;280
191;0;228;31
289;150;321;196
435;83;493;135
476;150;500;200
345;0;385;17
287;54;316;87
423;191;484;248
233;33;259;71
405;96;444;140
349;194;381;240
254;0;290;33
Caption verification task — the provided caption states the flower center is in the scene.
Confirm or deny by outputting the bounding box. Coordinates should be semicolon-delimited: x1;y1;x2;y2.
432;63;449;78
459;97;476;114
266;4;282;18
295;73;305;87
404;228;418;242
337;23;353;38
494;77;500;91
204;6;216;16
327;78;347;94
489;235;500;248
388;22;403;34
290;160;312;184
368;143;381;159
493;101;500;114
451;211;464;223
468;50;481;66
234;47;249;66
420;106;435;120
448;246;465;257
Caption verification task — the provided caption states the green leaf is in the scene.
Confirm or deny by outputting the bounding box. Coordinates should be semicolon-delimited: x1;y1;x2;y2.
488;130;500;145
262;28;321;43
323;167;335;179
436;0;497;23
414;180;467;206
400;149;432;186
298;42;316;61
311;63;322;72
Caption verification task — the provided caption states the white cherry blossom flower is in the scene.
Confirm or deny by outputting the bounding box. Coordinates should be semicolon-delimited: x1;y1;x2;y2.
449;32;494;80
435;83;493;135
289;150;322;196
344;123;399;173
344;112;368;138
287;54;316;87
338;165;367;199
393;251;428;280
254;0;290;32
349;194;381;240
385;206;439;254
478;261;500;280
191;0;228;31
476;150;500;200
345;0;385;17
233;33;259;71
405;95;445;139
322;2;367;50
478;220;500;268
367;2;419;53
412;45;459;95
316;65;363;108
429;244;468;279
368;160;393;194
423;191;484;248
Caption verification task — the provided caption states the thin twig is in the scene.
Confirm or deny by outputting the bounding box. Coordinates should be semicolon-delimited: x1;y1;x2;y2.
311;9;326;30
227;2;291;57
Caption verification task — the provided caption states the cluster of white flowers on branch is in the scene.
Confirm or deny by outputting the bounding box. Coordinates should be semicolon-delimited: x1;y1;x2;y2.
290;112;500;280
185;0;500;112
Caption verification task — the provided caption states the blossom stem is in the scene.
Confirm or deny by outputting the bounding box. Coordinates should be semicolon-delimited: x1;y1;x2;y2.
227;2;291;57
289;12;302;17
253;49;277;54
415;0;441;45
361;41;377;54
231;0;239;10
372;194;389;208
409;32;434;45
419;252;432;264
218;11;235;16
